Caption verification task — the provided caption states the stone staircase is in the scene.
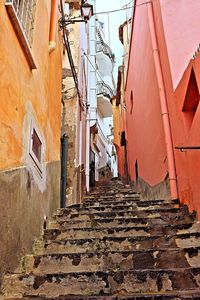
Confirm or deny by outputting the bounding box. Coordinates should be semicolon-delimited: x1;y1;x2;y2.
1;180;200;299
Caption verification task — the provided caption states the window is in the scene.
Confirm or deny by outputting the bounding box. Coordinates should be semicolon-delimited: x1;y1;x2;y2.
32;129;42;163
182;68;200;132
5;0;37;69
7;0;36;46
120;131;126;146
130;90;134;114
29;123;43;175
135;160;138;181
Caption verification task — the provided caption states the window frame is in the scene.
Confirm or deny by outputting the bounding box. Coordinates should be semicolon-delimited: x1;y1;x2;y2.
5;0;37;69
29;120;44;176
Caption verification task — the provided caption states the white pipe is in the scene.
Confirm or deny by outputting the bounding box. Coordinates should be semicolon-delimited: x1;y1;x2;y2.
49;41;56;53
85;115;90;192
85;1;96;192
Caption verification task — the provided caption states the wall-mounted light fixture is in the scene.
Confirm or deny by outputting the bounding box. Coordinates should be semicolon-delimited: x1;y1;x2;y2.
60;0;93;25
81;1;94;21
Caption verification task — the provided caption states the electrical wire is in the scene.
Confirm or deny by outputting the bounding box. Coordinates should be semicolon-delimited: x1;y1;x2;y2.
122;1;132;8
94;1;151;15
81;48;111;88
95;6;133;15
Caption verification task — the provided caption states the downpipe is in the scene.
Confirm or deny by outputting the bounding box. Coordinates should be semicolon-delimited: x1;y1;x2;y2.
49;0;58;53
60;134;68;208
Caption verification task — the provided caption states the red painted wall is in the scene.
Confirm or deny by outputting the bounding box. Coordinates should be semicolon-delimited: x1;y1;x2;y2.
171;57;200;216
121;0;200;217
125;0;167;186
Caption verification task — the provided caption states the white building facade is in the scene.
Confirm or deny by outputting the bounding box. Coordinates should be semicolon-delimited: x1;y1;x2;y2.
86;17;117;190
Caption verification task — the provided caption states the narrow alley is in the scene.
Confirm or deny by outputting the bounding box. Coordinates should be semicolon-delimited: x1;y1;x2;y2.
1;0;200;299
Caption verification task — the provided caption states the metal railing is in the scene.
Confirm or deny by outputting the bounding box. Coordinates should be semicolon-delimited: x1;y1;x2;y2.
97;81;114;99
96;41;115;62
175;146;200;152
6;0;36;46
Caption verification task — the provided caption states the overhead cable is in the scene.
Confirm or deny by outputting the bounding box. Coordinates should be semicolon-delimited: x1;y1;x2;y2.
95;1;151;15
81;48;108;87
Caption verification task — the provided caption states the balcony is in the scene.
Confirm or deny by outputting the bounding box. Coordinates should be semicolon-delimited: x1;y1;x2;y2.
96;41;115;62
97;81;114;118
96;41;115;76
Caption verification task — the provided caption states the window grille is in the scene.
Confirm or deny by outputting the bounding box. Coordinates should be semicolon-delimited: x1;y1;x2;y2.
6;0;36;46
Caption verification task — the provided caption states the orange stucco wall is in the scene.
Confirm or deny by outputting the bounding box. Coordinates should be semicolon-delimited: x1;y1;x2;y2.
0;0;62;171
0;0;63;282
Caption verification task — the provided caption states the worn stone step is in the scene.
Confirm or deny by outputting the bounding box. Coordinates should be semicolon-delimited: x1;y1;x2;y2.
82;198;179;207
84;190;137;196
44;223;200;241
44;226;151;241
55;206;194;222
119;291;200;299
88;187;134;193
58;203;179;215
5;291;200;299
4;290;200;299
49;218;149;230
22;247;200;275
86;190;136;195
2;268;200;298
55;205;180;218
50;217;195;230
44;232;200;254
83;193;140;200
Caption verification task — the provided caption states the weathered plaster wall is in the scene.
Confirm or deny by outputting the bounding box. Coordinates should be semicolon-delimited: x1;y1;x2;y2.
0;161;60;286
0;0;62;282
61;16;82;205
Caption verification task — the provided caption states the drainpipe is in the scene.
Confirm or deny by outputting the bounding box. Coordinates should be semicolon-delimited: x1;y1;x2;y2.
49;0;58;53
60;134;68;208
85;112;90;192
86;2;96;192
147;2;178;199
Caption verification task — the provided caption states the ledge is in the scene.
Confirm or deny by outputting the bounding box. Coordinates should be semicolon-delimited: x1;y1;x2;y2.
5;2;37;69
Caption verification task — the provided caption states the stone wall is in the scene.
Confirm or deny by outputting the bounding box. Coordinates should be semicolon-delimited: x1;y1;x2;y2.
129;176;170;201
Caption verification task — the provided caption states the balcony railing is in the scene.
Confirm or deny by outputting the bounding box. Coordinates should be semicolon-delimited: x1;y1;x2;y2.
97;81;114;99
96;41;115;62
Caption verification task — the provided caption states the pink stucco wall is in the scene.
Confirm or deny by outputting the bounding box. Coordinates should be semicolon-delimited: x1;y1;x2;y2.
160;0;200;89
